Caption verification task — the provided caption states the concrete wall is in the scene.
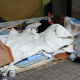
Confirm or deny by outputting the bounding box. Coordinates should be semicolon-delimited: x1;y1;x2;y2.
71;0;80;19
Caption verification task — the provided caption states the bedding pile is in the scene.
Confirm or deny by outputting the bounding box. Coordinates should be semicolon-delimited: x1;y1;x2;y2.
64;17;80;61
5;24;73;64
0;16;77;76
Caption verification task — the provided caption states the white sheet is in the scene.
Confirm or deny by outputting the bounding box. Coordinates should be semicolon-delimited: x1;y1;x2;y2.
6;24;74;64
0;35;8;44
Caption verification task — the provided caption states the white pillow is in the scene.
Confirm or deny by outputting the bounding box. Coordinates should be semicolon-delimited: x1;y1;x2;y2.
27;22;41;28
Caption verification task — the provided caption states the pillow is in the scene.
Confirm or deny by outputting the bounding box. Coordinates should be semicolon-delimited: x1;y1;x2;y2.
27;22;41;28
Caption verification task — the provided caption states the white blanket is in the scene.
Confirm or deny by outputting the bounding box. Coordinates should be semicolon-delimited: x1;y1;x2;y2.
6;24;74;64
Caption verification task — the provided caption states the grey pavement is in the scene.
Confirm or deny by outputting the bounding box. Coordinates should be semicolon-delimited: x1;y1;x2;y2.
0;58;80;80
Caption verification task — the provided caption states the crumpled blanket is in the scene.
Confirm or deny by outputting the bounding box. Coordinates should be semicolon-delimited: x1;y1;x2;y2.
64;17;80;36
64;17;80;57
5;24;74;64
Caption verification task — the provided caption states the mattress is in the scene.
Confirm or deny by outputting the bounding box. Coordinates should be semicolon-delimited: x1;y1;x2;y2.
15;59;47;73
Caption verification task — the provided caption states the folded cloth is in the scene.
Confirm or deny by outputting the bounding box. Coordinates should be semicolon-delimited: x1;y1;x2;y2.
43;52;51;58
0;28;5;32
64;17;80;36
67;17;80;25
0;40;14;67
27;53;43;61
0;35;8;45
64;17;80;57
0;62;15;77
0;30;10;35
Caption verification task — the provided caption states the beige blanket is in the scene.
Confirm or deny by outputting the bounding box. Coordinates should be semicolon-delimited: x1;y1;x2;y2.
64;17;80;57
0;40;14;67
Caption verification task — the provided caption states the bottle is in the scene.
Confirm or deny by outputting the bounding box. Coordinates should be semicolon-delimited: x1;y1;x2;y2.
48;12;53;24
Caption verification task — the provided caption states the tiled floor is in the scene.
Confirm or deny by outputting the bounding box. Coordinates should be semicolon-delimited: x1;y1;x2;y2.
0;58;80;80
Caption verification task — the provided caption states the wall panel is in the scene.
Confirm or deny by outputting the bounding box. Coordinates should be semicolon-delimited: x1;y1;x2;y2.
0;0;43;21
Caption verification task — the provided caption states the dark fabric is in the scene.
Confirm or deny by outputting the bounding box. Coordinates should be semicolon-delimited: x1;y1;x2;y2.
37;20;51;33
73;57;80;63
52;15;64;26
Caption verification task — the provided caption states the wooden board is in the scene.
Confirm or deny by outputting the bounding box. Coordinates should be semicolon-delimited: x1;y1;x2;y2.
54;53;71;61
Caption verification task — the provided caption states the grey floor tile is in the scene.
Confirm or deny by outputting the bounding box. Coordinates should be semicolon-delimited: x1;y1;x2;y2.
0;58;80;80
